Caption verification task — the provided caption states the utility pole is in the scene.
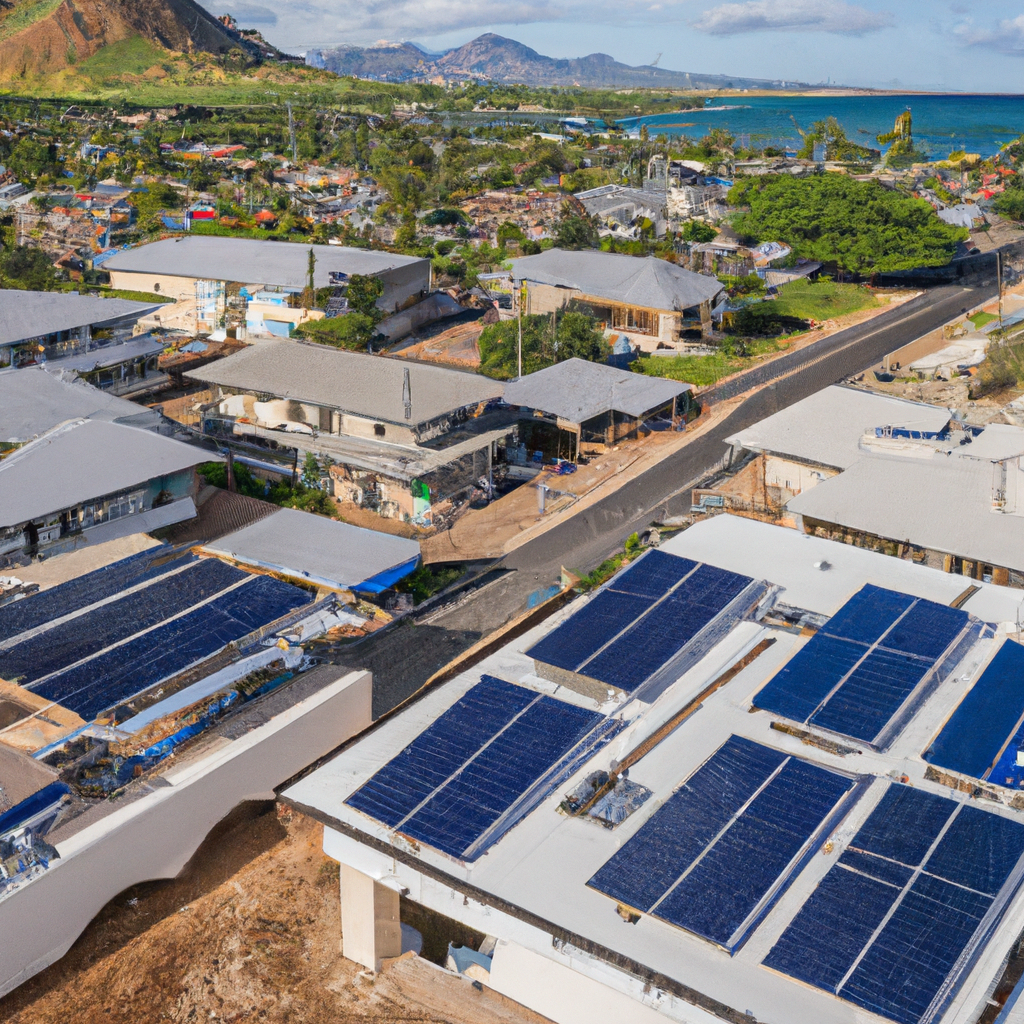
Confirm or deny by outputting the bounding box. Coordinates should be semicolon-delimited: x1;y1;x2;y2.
998;249;1004;330
287;101;297;163
517;285;523;379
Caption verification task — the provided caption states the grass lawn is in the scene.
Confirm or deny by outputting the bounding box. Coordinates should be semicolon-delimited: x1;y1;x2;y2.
969;311;999;328
772;279;879;321
635;337;783;388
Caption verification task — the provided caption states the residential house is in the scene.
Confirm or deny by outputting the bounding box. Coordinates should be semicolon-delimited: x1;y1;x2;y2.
510;248;725;349
0;419;213;564
186;340;509;525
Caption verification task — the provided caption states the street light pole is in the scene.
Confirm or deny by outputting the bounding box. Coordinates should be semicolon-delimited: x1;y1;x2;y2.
517;284;523;379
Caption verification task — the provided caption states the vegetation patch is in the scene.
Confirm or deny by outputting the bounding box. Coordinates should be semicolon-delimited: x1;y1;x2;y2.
0;0;64;42
771;279;879;320
635;338;784;388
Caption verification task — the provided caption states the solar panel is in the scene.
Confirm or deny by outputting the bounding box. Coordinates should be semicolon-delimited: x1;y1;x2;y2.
0;559;247;685
764;783;1024;1024
346;676;604;861
754;585;970;747
0;546;194;641
526;553;754;694
925;640;1024;784
525;590;655;674
587;736;856;951
582;564;752;693
30;575;311;719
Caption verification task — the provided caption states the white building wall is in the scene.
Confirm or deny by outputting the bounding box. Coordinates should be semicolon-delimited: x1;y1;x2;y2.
763;454;837;495
0;671;372;998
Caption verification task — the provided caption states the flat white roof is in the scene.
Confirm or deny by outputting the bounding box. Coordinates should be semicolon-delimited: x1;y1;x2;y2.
727;385;952;471
285;515;1024;1024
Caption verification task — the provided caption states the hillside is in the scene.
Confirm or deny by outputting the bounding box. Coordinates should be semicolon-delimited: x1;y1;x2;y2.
0;0;249;81
313;33;810;90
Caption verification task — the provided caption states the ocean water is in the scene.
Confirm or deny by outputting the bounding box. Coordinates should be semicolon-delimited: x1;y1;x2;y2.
619;94;1024;159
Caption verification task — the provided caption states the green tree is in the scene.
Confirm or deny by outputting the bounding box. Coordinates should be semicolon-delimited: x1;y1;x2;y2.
728;174;966;275
556;310;605;361
682;220;717;243
346;274;384;318
0;245;59;290
555;212;600;250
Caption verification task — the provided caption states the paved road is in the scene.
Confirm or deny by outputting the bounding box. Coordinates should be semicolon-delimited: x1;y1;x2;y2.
327;281;997;714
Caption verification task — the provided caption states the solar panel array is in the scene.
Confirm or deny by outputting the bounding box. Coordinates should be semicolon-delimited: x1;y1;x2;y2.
0;557;311;720
0;545;192;640
587;736;856;951
926;640;1024;786
346;675;605;861
526;551;754;693
754;585;970;746
764;784;1024;1024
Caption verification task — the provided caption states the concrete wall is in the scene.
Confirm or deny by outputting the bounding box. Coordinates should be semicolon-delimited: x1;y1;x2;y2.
108;270;200;301
0;670;372;998
763;454;837;496
379;261;432;314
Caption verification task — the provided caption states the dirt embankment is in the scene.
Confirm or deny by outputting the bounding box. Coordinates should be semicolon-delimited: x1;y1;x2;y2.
0;803;548;1024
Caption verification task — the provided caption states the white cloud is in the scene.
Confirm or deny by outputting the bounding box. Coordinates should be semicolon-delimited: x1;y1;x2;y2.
954;15;1024;53
219;2;278;25
694;0;891;36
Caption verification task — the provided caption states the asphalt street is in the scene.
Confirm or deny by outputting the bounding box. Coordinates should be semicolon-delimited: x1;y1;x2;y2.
326;281;998;714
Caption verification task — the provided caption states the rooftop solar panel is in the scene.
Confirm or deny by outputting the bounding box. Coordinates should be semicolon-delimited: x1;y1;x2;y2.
605;550;698;600
588;736;857;951
764;783;1024;1024
925;640;1024;784
754;585;971;747
0;546;194;641
345;676;605;861
525;590;655;674
581;564;752;693
0;558;247;685
30;574;311;719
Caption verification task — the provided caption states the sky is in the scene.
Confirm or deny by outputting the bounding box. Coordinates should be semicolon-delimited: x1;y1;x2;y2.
197;0;1024;92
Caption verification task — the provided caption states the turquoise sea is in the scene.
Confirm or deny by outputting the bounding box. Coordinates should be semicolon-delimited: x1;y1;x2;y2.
618;94;1024;159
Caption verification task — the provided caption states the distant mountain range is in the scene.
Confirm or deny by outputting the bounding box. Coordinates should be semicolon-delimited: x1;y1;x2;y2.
0;0;251;80
309;33;810;91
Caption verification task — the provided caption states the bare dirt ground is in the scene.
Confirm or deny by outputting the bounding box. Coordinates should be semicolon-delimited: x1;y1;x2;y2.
0;804;548;1024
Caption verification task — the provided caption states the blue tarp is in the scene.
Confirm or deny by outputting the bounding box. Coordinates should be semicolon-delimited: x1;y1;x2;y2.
0;782;70;838
354;555;420;594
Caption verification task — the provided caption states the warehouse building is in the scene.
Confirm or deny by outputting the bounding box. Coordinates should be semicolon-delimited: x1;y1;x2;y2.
284;513;1024;1024
187;340;510;525
502;358;695;461
510;249;725;350
103;236;431;316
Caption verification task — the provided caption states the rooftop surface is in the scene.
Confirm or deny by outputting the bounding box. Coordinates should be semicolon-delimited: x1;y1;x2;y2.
727;385;954;470
510;248;724;312
103;236;428;290
202;507;420;592
0;367;160;443
502;357;692;424
0;420;214;528
0;290;164;348
285;515;1024;1024
788;451;1024;573
186;340;504;429
40;336;166;375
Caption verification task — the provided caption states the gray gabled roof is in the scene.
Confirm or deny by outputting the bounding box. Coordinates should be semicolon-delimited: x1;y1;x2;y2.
0;367;161;443
510;249;723;312
788;453;1024;573
0;290;164;348
502;358;692;424
186;339;503;428
41;336;165;375
0;420;214;528
203;507;420;591
103;236;428;290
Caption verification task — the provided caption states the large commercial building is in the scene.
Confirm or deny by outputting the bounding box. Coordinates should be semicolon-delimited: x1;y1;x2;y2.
510;248;725;350
103;236;431;317
284;513;1024;1024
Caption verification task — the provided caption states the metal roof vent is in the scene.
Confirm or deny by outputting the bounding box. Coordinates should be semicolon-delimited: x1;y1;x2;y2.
403;366;412;420
814;560;832;571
